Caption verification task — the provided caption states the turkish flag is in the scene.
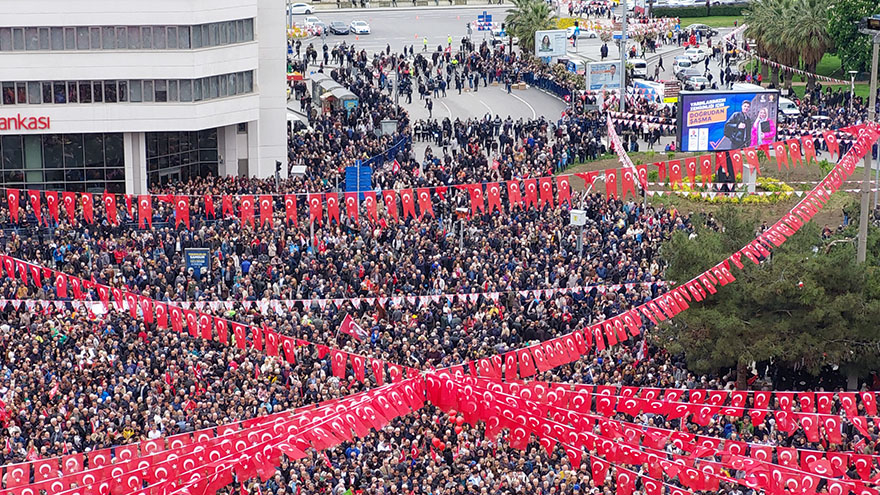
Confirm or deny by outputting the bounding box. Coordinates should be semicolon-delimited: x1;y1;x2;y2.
616;470;636;495
175;196;190;229
6;189;19;222
344;192;359;223
787;139;803;167
170;305;183;333
233;323;247;349
204;194;215;218
468;185;485;214
575;171;600;189
382;190;398;222
240;195;255;227
557;175;571;206
823;130;839;158
198;313;212;340
668;160;682;187
743;148;760;175
139;296;153;324
155;303;167;329
654;161;667;181
604;168;618;200
590;457;609;485
684;157;697;187
138;195;152;228
861;391;877;415
620;168;636;199
54;272;67;298
729;149;743;177
259;195;273;227
251;325;263;351
399;189;416;219
503;352;518;381
485;183;502;214
363;191;378;222
28;190;41;225
507;180;523;208
700;155;714;185
518;348;536;378
222;195;233;217
371;359;384;386
45;191;59;223
62;191;76;223
284;194;298;226
215;317;227;344
184;309;199;338
102;191;117;225
416;188;433;218
523;178;538;209
773;141;789;170
331;350;347;378
823;415;842;444
636;164;648;189
326;193;341;224
81;192;94;223
802;136;817;163
538;177;554;209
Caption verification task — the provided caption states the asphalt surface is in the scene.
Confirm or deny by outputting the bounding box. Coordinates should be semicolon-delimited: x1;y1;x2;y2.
298;6;511;54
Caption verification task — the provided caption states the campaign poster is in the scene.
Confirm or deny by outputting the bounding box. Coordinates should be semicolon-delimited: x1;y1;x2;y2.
586;62;622;91
677;90;779;152
184;248;211;279
534;29;567;58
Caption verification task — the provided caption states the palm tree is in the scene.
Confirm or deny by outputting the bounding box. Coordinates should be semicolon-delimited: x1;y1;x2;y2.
506;0;558;54
784;0;832;90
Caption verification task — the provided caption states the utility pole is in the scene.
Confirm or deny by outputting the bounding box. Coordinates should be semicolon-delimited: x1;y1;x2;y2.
856;24;879;263
619;0;628;112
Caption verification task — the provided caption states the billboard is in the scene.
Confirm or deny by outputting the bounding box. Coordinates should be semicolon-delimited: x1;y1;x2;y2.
677;90;779;152
184;248;211;279
534;29;567;57
586;62;622;91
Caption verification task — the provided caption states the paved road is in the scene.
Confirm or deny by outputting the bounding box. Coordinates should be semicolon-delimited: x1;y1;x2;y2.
299;6;510;54
401;84;567;122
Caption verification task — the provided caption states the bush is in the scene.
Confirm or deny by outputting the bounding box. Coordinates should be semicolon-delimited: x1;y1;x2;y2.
651;4;747;17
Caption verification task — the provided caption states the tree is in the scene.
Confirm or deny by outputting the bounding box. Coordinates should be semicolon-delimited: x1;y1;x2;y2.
827;0;875;73
786;0;833;89
657;206;880;389
506;0;557;54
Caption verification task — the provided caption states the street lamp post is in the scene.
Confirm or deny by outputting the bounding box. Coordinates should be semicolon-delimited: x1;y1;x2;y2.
855;16;879;263
849;70;858;116
619;0;628;112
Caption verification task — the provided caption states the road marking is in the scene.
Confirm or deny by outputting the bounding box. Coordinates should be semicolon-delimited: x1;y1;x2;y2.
479;99;492;115
439;99;452;118
508;92;536;119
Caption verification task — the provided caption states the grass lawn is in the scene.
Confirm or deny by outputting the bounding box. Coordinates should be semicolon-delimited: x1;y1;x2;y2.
788;83;871;100
681;16;743;28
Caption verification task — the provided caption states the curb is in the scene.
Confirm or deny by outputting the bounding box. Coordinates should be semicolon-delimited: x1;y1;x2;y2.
311;3;504;12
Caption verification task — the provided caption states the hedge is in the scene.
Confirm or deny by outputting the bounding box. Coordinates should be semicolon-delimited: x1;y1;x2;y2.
650;4;747;17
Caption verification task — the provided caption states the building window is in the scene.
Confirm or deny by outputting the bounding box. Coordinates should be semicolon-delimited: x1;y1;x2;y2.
102;27;115;49
76;27;89;50
79;82;92;103
12;28;24;51
146;129;218;186
129;80;142;102
50;27;63;50
0;28;11;51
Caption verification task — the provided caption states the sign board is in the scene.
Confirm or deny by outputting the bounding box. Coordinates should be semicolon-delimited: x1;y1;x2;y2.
535;29;567;57
570;209;587;226
663;80;680;103
477;11;493;31
184;248;211;280
586;62;622;91
677;90;779;152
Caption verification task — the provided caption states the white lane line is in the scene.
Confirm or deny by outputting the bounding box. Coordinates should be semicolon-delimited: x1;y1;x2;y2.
479;99;492;115
508;92;537;119
439;99;452;118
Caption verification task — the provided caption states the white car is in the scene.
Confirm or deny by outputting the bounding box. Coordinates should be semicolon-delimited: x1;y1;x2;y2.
684;46;709;63
350;20;371;34
565;27;597;39
778;97;800;118
684;75;710;90
303;16;324;28
672;56;692;75
288;2;313;14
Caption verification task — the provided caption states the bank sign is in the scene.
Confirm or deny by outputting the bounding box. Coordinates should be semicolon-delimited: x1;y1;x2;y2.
0;114;51;131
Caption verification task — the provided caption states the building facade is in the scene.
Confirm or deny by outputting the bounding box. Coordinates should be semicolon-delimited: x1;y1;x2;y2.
0;0;286;194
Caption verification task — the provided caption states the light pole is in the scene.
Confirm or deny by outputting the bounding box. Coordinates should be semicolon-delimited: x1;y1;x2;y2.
855;16;879;263
849;70;858;116
619;0;628;112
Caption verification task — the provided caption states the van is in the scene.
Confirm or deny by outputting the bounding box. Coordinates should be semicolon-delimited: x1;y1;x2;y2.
630;59;648;78
778;97;799;118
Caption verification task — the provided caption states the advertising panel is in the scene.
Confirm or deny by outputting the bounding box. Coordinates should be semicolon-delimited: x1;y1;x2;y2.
677;90;779;152
534;29;567;57
586;62;622;91
184;248;211;279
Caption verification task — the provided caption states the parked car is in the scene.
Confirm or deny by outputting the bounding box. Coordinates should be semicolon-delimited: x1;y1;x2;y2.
328;21;349;35
288;2;313;14
349;20;371;34
565;26;598;39
303;16;322;28
672;56;692;76
676;68;702;83
685;23;719;37
684;46;709;63
684;75;710;90
778;97;800;118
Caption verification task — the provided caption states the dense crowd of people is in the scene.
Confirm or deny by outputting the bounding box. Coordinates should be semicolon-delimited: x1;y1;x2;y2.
1;14;879;495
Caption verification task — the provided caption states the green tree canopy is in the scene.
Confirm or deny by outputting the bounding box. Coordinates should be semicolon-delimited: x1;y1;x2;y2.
657;206;880;388
827;0;876;73
506;0;558;54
